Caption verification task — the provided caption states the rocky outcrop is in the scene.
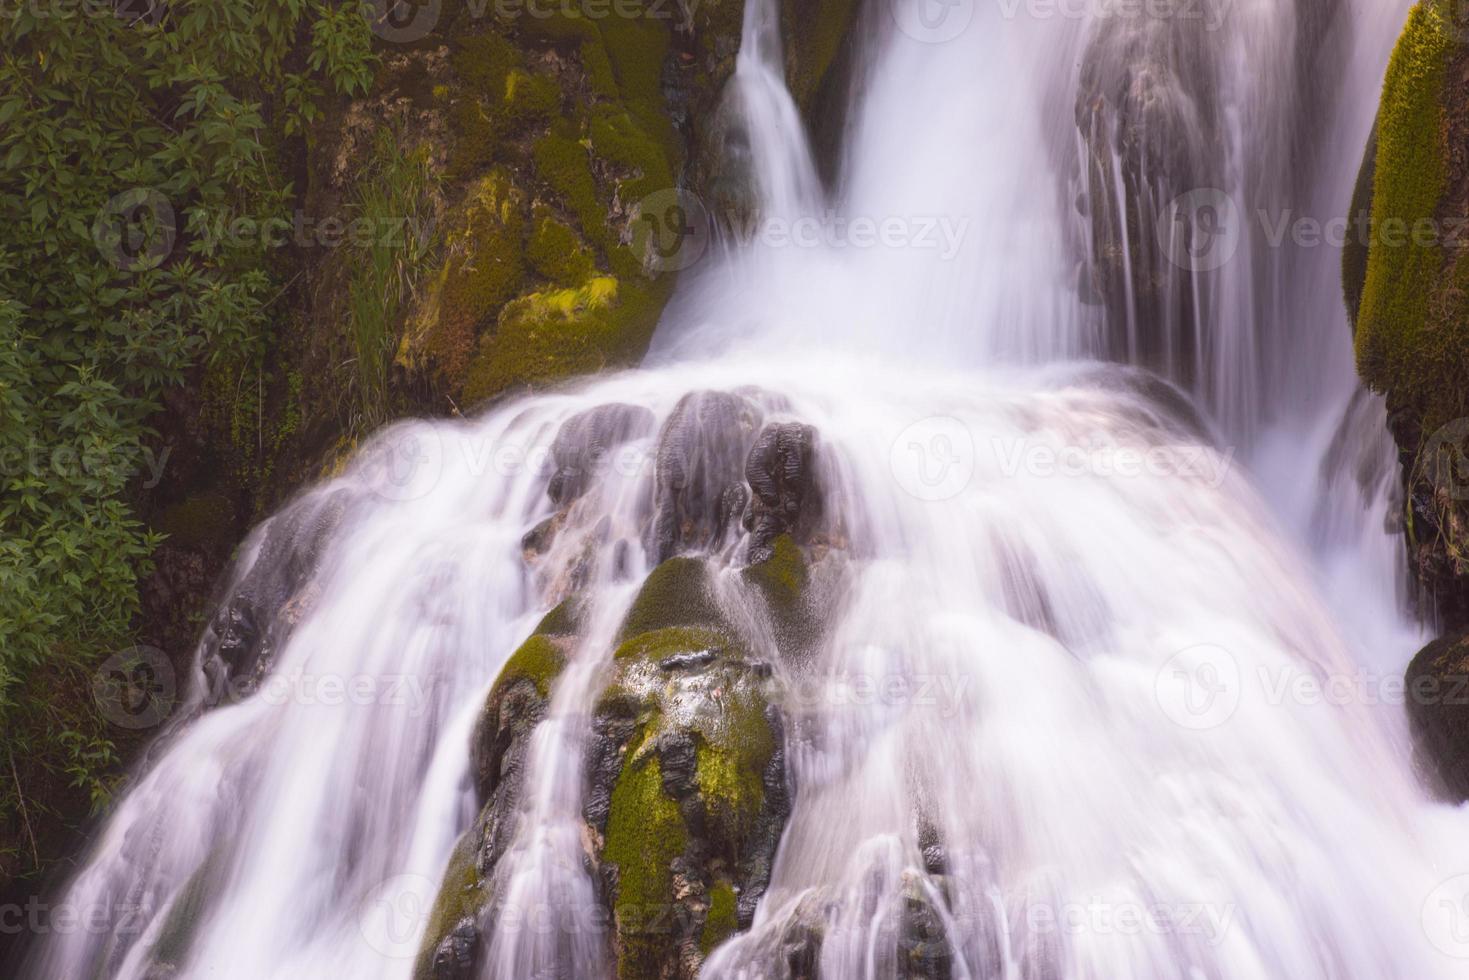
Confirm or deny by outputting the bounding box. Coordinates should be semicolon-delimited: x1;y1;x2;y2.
590;557;791;978
650;391;765;562
1405;632;1469;801
548;403;659;506
1349;1;1469;632
743;422;821;564
416;535;823;978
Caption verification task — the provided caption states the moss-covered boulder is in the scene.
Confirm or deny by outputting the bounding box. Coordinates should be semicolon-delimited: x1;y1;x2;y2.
1405;632;1469;801
1350;1;1469;630
414;621;571;980
585;557;791;979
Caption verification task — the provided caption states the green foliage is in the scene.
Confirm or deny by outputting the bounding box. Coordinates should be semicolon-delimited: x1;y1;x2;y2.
346;129;439;426
0;0;374;878
309;1;380;98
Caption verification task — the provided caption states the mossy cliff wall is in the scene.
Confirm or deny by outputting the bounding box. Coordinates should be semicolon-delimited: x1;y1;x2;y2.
134;0;862;730
1349;0;1469;630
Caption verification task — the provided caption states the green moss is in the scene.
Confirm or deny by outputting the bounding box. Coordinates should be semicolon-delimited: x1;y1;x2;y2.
527;212;596;284
619;557;727;640
700;880;738;956
534;130;605;245
614;626;728;663
419;171;527;384
1344;118;1378;332
742;535;806;610
603;744;689;980
695;698;773;845
534;596;583;637
493;633;567;698
461;276;669;404
1356;1;1466;430
413;831;484;980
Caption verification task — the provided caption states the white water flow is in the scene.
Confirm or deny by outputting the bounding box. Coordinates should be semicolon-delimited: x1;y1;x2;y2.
24;0;1469;977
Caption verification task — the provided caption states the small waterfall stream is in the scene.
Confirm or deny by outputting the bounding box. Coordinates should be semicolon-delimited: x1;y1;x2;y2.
23;0;1469;978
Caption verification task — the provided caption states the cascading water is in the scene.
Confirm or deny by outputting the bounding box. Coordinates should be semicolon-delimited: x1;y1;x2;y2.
21;0;1469;978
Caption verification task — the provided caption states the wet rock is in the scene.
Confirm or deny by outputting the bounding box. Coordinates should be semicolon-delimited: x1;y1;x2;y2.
201;492;347;703
415;626;570;979
743;422;822;564
586;558;793;979
429;918;478;980
651;391;764;562
1406;633;1469;802
547;403;658;506
898;878;954;980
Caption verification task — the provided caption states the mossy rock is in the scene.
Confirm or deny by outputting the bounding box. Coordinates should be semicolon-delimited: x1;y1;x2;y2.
461;276;671;406
1356;0;1469;433
1405;632;1469;801
741;533;823;657
585;558;792;978
617;556;728;640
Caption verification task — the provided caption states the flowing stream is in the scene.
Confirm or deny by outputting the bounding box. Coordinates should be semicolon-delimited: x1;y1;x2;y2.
24;0;1469;977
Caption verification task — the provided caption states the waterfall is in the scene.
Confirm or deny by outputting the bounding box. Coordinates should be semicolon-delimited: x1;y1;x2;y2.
22;0;1469;978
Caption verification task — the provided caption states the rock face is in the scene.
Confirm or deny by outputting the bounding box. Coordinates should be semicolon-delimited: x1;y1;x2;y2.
415;542;818;979
650;391;765;562
1072;5;1224;382
1405;633;1469;801
1349;1;1469;632
548;403;658;507
743;422;821;564
200;492;348;704
589;557;791;979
